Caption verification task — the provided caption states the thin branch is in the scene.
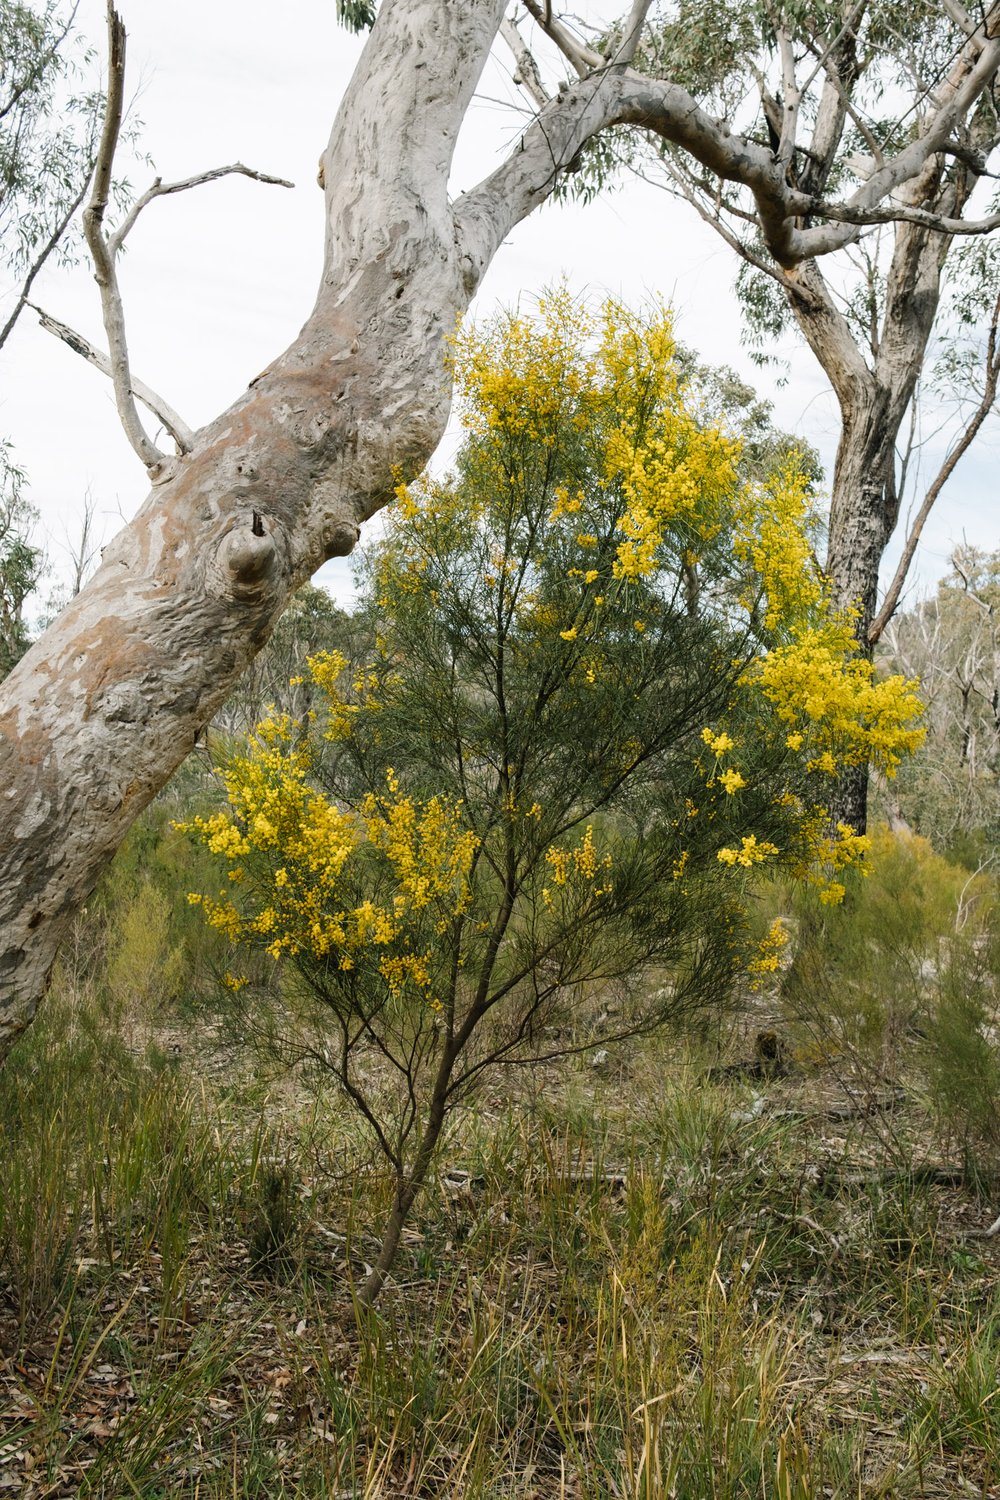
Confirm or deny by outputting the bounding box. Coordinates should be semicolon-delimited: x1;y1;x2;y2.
109;162;294;255
0;166;93;354
0;0;79;123
870;291;1000;644
797;0;867;100
83;4;166;474
27;302;195;452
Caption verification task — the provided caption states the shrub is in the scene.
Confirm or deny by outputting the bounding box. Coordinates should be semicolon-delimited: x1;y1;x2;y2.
183;294;922;1302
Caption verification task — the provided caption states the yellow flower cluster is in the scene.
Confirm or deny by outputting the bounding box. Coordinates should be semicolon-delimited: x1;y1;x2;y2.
746;918;789;991
747;621;924;777
544;825;612;894
732;461;821;629
701;728;735;756
717;836;780;869
183;670;479;1003
362;771;478;920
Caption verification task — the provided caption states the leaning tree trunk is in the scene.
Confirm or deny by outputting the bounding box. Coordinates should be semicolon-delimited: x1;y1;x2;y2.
0;0;512;1056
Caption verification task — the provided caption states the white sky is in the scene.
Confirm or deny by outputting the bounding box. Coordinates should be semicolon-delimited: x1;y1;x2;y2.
1;0;996;614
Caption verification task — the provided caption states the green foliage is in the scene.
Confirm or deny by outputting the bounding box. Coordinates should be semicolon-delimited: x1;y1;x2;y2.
333;0;376;33
0;1;100;314
0;442;41;678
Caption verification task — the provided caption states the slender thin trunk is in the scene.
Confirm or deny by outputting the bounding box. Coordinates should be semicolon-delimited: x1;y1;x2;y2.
356;1042;455;1307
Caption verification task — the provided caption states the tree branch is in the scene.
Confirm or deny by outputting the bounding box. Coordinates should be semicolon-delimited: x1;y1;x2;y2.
613;0;654;66
27;302;195;453
500;15;550;110
455;67;797;277
83;4;167;476
460;4;1000;276
108;162;294;255
807;197;1000;237
0;167;93;354
774;23;802;166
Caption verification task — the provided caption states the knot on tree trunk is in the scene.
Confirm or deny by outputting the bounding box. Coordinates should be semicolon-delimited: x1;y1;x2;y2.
212;514;279;601
323;520;360;560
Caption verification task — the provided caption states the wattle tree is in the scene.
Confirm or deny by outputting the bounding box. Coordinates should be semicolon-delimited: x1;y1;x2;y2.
1;0;997;1055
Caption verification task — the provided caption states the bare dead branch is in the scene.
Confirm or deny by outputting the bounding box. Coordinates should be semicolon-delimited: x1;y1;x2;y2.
499;15;550;110
109;162;294;255
83;4;167;475
27;302;195;453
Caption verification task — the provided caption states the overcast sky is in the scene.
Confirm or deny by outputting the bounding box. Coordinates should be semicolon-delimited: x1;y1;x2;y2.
2;0;996;614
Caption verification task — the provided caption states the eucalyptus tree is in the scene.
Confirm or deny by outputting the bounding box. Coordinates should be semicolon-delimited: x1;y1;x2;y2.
544;0;1000;826
1;0;998;1055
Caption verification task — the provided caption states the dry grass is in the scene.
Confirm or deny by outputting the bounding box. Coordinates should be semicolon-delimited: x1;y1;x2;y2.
2;974;1000;1499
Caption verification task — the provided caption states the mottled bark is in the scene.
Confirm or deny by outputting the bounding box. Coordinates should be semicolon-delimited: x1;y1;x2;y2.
0;0;510;1053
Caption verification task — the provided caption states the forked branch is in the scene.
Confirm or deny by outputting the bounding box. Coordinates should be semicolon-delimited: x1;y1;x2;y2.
84;5;166;474
79;3;292;476
109;162;293;255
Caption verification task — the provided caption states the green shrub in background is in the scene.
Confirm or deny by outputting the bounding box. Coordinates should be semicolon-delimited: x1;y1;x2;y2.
771;826;1000;1179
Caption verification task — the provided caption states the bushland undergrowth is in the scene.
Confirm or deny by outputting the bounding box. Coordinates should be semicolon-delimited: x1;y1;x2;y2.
2;814;1000;1497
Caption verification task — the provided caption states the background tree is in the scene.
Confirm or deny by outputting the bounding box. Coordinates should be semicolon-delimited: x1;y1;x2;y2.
185;298;920;1303
880;544;1000;852
535;0;1000;828
0;0;101;351
0;0;985;1055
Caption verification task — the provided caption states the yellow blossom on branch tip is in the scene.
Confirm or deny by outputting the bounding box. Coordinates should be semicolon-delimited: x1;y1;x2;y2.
701;728;734;756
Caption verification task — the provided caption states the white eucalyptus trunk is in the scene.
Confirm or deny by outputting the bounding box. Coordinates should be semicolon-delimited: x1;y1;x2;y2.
0;0;508;1054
